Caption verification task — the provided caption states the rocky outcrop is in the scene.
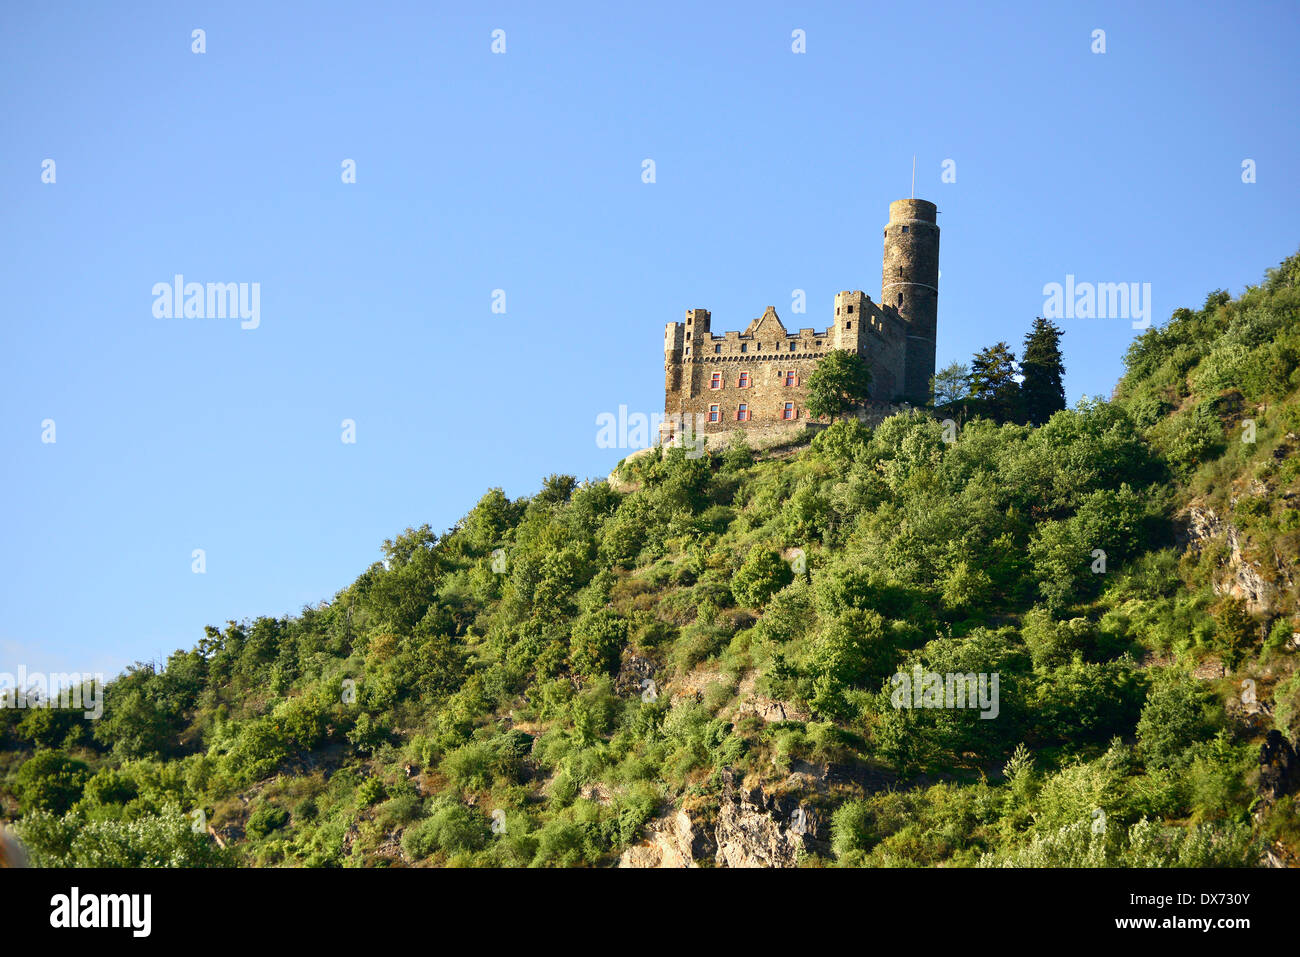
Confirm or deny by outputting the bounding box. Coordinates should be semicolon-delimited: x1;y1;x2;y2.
618;809;713;868
619;772;827;868
735;696;810;724
1180;502;1291;615
713;773;824;868
734;671;810;723
615;651;658;699
1258;729;1300;805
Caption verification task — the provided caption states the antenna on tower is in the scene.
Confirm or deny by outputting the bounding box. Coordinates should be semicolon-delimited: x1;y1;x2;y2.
911;155;916;199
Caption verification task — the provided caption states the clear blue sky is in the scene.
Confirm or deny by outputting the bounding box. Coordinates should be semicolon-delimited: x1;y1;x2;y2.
2;1;1297;679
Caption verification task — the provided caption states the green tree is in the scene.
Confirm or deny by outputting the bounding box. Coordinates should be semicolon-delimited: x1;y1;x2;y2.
805;350;873;420
967;342;1021;423
1213;598;1256;674
1020;318;1066;425
731;546;794;607
930;361;969;407
569;609;630;677
14;751;90;815
246;803;290;838
1137;671;1218;768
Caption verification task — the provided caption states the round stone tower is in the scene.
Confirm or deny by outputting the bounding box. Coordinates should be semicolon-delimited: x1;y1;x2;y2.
881;198;939;404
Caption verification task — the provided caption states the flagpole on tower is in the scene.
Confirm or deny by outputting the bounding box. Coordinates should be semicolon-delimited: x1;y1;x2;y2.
911;155;916;199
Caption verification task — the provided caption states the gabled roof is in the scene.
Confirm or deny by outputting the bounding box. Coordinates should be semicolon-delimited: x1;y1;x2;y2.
742;306;788;339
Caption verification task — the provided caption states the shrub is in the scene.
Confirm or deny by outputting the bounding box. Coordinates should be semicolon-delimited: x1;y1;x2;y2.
246;803;290;838
14;751;90;815
1136;671;1219;768
732;546;794;608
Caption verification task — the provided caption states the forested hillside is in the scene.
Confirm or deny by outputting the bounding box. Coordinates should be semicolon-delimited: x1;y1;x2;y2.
4;252;1300;868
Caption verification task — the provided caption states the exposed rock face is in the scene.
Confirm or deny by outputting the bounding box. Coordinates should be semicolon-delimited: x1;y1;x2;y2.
735;696;810;724
615;651;658;699
1180;502;1291;614
713;774;824;868
1259;730;1300;804
619;773;826;868
617;810;713;868
734;672;810;723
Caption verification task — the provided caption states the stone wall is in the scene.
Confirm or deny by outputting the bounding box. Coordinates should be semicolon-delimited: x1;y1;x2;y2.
663;197;938;435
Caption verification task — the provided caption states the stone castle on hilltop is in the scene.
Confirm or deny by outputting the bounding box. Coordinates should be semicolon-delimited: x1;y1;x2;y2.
662;197;939;441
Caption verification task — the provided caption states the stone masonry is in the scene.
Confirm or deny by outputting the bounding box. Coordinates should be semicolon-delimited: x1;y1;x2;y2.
661;198;939;439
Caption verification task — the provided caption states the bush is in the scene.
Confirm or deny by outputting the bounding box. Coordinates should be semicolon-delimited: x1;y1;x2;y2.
732;546;794;608
568;610;630;678
246;803;290;838
16;804;229;867
14;751;90;815
1136;672;1219;768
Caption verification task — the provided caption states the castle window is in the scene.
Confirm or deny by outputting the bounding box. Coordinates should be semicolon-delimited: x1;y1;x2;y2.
714;344;721;354
782;402;796;420
847;305;853;314
685;347;690;355
783;371;796;387
789;342;796;352
709;404;720;423
846;321;852;330
738;372;750;388
897;295;903;307
736;403;749;421
740;343;747;353
902;225;909;234
709;372;722;390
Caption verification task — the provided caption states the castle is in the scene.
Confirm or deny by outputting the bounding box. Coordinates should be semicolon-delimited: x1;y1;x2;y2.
662;197;939;440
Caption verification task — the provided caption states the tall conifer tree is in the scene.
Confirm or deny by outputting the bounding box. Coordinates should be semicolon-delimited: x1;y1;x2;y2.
1020;317;1066;426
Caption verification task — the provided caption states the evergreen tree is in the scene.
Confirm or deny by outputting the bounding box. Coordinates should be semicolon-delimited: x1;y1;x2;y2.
967;342;1021;423
1020;317;1066;425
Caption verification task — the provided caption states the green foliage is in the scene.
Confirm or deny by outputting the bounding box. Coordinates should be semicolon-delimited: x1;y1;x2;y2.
569;610;631;678
731;547;794;608
1212;598;1257;673
14;751;89;815
805;349;873;419
246;803;290;838
931;361;969;407
1136;672;1220;769
16;804;230;867
7;252;1295;868
1020;318;1066;425
967;341;1021;423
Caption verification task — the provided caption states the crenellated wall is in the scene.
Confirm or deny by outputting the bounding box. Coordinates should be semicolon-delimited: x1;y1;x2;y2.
662;197;938;438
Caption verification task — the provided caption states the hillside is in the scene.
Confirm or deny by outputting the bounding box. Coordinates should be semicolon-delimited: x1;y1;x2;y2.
4;251;1300;868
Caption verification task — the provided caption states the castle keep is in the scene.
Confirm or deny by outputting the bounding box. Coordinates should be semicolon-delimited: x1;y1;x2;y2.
662;198;939;438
